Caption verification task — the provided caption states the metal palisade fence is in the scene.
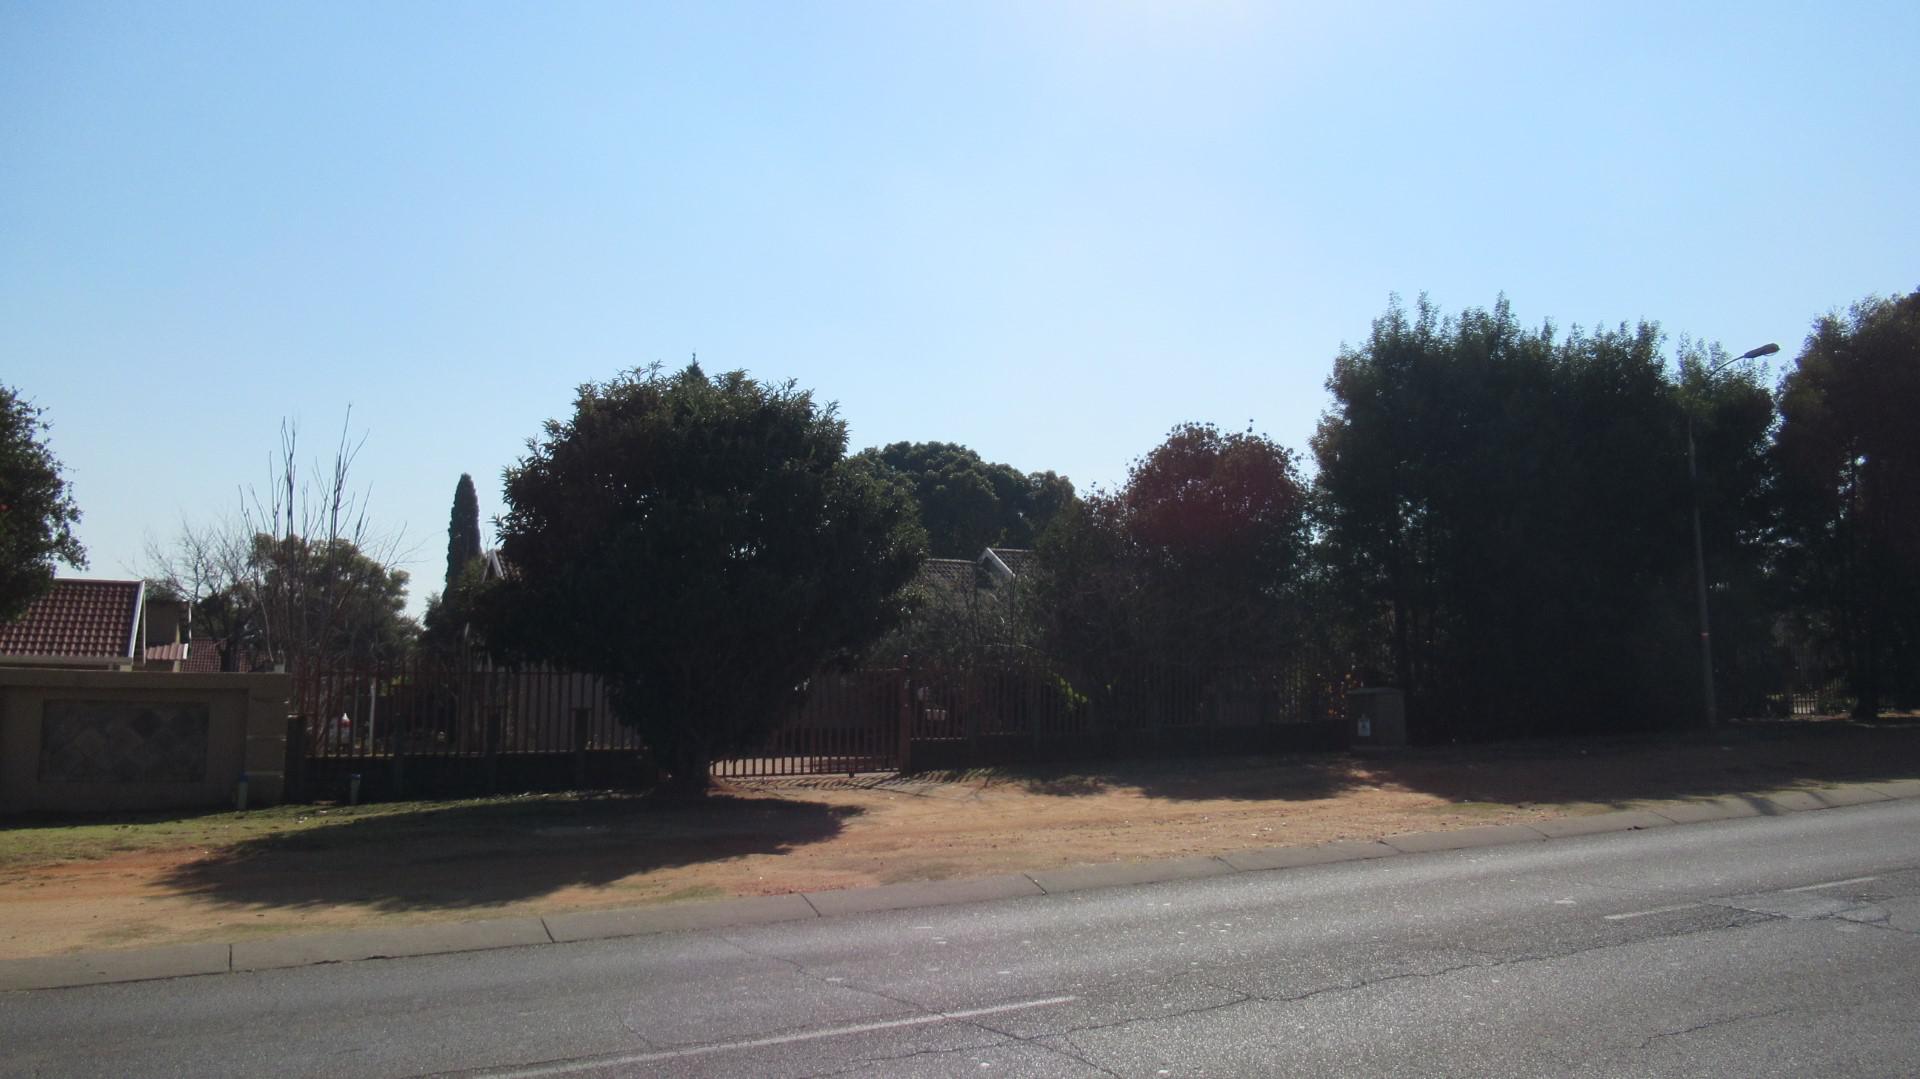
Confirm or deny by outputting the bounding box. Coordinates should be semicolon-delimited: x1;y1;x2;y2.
295;660;637;760
289;653;1352;797
902;659;1351;770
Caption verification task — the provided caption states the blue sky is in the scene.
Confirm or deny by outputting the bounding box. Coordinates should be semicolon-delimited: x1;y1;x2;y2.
4;1;1915;614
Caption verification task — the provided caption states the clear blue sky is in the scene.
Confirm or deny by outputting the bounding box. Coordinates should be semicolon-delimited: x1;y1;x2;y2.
4;1;1915;615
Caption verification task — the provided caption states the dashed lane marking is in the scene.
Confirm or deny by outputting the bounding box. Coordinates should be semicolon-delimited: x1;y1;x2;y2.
1604;904;1702;921
471;995;1080;1078
1782;876;1878;893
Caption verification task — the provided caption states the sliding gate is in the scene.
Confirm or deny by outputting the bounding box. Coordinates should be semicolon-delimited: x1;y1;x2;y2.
710;668;905;778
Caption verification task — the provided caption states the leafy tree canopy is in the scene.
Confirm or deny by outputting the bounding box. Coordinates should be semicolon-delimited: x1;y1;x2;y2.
249;533;416;667
855;441;1074;558
1311;295;1774;740
481;363;926;791
1772;290;1920;715
0;384;86;622
1034;422;1308;679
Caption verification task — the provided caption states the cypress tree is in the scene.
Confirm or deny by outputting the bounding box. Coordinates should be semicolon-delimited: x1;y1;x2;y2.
446;473;482;592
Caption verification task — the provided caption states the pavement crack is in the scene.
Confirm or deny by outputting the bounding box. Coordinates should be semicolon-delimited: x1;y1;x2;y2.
1440;899;1769;974
1048;911;1783;1041
716;934;933;1017
961;1017;1124;1078
615;1014;659;1050
1632;1005;1798;1052
1039;1031;1125;1077
1248;959;1494;1010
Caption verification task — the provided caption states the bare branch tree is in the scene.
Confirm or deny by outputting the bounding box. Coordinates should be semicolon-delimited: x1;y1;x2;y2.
149;408;415;673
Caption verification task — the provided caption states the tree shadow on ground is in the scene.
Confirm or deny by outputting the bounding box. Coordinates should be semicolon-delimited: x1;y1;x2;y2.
1359;719;1920;812
156;793;860;914
898;719;1920;809
903;753;1358;803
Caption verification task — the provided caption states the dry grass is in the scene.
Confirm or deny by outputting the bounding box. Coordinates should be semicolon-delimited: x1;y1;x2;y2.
3;717;1918;960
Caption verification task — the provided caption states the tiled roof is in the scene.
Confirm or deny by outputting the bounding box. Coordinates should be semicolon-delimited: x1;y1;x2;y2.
143;642;190;662
985;548;1034;577
180;640;226;674
917;558;977;594
0;579;144;661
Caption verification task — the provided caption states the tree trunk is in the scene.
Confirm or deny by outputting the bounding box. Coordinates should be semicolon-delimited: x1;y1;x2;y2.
661;741;712;797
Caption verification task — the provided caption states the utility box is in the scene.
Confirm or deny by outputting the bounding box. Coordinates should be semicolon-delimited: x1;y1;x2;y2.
1348;687;1406;749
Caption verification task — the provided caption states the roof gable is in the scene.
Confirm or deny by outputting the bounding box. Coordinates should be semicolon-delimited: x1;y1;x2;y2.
982;547;1034;579
0;579;144;662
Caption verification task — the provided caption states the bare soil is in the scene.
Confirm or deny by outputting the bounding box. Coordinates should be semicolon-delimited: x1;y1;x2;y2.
4;718;1918;961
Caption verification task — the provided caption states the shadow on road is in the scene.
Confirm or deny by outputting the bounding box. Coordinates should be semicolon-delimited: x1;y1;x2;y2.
156;793;860;913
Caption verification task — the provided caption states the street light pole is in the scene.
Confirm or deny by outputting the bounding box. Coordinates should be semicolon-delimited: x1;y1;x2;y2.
1688;341;1779;729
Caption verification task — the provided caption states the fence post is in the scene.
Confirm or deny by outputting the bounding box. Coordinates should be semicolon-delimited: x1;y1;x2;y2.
283;713;307;802
484;705;502;795
896;654;914;774
967;668;981;761
572;705;591;789
1029;667;1043;755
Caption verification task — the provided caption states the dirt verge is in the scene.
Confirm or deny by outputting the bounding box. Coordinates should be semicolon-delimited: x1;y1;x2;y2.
3;718;1917;960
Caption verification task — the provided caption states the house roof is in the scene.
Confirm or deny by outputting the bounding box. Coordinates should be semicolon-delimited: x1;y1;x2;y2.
984;547;1034;578
179;640;226;674
0;579;144;663
917;558;977;594
481;548;514;581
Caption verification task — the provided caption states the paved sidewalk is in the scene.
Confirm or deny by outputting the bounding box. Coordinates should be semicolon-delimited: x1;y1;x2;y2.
5;779;1916;993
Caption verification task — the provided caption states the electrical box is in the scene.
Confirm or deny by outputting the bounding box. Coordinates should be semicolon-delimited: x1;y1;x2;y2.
1348;687;1406;748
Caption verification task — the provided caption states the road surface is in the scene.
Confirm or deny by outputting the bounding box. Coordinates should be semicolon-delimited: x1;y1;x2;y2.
5;799;1919;1077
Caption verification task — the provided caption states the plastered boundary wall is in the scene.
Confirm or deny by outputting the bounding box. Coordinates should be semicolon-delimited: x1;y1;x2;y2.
0;669;291;813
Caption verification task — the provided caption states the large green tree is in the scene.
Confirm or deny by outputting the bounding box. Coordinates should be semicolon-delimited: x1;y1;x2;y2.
0;385;87;622
856;441;1074;557
1034;422;1309;684
1312;296;1773;740
481;363;926;791
247;534;416;666
1773;291;1920;716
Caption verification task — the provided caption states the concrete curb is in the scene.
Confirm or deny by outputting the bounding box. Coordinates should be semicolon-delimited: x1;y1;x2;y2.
4;779;1915;993
1382;823;1549;854
1029;855;1236;895
231;917;553;973
544;893;815;943
0;942;230;992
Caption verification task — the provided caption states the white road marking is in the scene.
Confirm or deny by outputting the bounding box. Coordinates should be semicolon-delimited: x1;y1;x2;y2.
1782;876;1878;893
1604;903;1701;921
477;995;1080;1078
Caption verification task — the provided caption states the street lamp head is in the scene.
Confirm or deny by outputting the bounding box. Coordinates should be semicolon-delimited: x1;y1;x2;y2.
1739;343;1781;360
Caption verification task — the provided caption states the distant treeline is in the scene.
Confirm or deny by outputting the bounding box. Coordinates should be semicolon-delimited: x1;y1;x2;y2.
879;292;1920;741
404;289;1920;781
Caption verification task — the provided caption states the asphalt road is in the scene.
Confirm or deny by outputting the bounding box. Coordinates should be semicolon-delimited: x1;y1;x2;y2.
6;800;1920;1078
